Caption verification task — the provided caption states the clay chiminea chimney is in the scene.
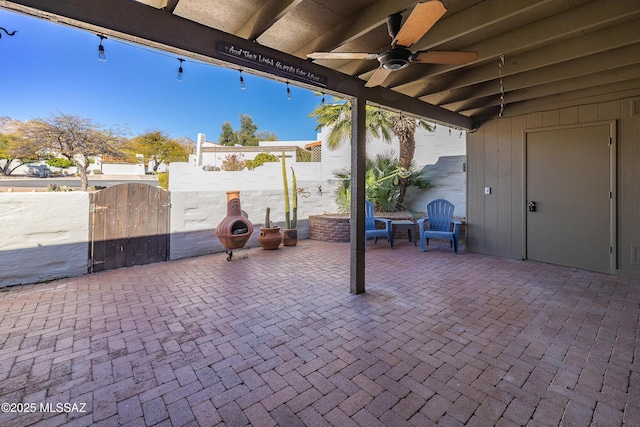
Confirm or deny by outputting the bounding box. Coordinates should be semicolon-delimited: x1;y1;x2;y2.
215;191;253;252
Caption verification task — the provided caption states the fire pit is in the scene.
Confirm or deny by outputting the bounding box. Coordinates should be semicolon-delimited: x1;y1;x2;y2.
215;190;254;261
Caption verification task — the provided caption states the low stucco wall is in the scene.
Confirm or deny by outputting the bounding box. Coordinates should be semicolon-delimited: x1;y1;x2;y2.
0;192;90;287
169;189;331;260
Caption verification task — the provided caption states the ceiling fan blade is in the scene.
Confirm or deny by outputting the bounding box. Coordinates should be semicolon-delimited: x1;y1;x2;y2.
307;52;378;60
392;1;447;48
365;68;393;87
412;50;479;64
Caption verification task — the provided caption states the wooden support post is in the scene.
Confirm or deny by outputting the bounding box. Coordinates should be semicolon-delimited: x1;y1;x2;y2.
350;96;366;294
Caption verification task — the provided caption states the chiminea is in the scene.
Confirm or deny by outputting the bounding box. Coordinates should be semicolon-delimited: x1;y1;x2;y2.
216;191;254;260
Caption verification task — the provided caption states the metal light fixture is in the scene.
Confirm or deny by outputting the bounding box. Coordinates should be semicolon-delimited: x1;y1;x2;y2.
176;58;184;82
97;35;107;62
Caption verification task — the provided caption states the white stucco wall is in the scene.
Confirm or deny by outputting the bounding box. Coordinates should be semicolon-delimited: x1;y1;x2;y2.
0;192;90;287
101;162;146;175
318;124;467;215
169;185;338;260
174;124;466;216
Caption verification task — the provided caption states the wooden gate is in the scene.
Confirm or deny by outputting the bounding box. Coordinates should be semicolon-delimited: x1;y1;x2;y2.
89;183;170;272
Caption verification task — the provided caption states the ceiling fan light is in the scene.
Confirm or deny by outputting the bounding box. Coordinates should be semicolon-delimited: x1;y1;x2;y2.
382;60;409;70
378;48;410;71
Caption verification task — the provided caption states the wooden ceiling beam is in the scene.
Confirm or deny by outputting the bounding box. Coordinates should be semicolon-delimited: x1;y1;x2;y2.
439;44;640;108
458;66;640;114
235;0;303;41
465;78;640;120
292;0;416;59
386;0;640;91
0;0;474;129
402;19;640;100
337;0;556;78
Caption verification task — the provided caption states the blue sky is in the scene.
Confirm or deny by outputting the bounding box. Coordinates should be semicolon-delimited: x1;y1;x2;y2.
0;8;325;142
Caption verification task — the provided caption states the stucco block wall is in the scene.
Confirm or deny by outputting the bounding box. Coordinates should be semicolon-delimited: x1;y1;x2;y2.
467;97;640;279
0;192;90;287
169;188;330;260
319;124;467;216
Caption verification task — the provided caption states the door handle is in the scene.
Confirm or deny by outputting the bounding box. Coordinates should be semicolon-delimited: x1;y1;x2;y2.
528;201;536;212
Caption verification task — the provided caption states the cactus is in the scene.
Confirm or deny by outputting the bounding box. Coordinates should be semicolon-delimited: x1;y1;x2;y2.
282;152;291;229
281;153;299;230
291;167;297;229
264;207;272;228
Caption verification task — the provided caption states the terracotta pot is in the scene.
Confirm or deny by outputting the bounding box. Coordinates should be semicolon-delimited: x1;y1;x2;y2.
282;228;298;246
215;191;253;250
258;227;282;250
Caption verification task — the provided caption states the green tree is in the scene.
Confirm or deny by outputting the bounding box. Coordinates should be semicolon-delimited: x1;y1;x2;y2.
218;114;277;146
309;96;431;207
236;114;259;146
256;130;278;141
0;132;37;176
45;157;74;169
219;121;237;146
127;130;189;171
20;113;127;191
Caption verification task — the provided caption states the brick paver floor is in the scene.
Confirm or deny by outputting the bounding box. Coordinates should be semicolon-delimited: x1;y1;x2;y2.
0;240;638;426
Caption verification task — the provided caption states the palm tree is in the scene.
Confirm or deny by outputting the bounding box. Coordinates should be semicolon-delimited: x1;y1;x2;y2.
309;97;392;150
309;96;432;206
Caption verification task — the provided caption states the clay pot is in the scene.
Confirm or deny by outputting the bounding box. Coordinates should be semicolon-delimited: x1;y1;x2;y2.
215;191;253;250
258;227;282;250
282;228;298;246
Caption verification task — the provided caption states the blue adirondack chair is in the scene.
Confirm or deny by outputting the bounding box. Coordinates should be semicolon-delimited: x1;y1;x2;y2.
365;200;392;249
417;199;461;254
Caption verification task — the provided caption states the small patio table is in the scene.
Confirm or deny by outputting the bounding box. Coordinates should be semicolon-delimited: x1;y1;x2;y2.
391;219;417;247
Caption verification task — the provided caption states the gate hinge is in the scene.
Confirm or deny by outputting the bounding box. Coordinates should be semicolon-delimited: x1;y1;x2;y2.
164;203;172;208
608;137;612;146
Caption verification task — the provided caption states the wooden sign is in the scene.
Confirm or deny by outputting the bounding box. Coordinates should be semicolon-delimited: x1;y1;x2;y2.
217;41;327;87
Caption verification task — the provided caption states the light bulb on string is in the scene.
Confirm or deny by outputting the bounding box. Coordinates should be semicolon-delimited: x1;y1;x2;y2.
320;93;325;105
286;82;292;100
97;35;107;62
176;58;184;82
239;70;246;90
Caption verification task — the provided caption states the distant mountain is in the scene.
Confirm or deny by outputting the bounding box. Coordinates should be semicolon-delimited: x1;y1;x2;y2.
0;116;21;134
175;136;196;154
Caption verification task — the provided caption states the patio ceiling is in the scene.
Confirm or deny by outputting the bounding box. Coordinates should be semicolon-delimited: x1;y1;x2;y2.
2;0;639;129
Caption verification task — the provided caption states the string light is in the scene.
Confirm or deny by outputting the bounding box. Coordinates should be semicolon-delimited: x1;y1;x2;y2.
239;70;246;89
499;54;505;117
176;58;184;81
97;35;107;62
320;92;325;105
286;82;291;100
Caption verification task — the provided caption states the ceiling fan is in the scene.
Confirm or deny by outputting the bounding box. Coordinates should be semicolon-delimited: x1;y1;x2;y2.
307;1;478;87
